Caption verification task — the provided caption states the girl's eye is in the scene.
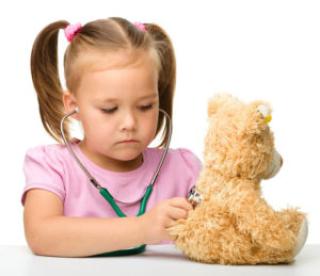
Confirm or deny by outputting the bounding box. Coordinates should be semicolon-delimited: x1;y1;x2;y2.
140;104;153;111
101;107;117;114
101;104;154;114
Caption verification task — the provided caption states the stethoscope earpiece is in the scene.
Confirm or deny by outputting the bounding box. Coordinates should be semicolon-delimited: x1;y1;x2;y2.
75;107;80;113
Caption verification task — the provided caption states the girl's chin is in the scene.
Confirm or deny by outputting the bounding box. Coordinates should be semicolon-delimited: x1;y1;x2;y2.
113;149;143;162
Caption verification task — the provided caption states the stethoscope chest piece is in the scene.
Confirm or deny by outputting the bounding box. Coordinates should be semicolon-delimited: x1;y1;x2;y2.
188;186;202;208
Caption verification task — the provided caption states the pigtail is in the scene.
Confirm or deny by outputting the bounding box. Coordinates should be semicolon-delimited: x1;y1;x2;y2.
145;23;176;148
31;20;70;144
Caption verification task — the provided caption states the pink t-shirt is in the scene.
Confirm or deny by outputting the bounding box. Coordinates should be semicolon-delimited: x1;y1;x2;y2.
21;139;202;219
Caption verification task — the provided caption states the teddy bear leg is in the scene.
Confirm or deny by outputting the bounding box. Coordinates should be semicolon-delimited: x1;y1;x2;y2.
279;209;304;233
293;218;308;257
278;209;308;257
251;215;308;263
252;247;295;264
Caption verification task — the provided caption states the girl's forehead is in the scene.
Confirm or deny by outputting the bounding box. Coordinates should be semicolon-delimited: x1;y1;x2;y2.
75;49;159;100
79;48;160;74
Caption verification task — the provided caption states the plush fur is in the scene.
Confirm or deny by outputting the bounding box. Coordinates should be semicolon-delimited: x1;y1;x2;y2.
168;94;306;264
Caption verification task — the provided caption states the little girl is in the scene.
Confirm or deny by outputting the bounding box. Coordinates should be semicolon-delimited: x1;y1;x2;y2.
22;17;201;257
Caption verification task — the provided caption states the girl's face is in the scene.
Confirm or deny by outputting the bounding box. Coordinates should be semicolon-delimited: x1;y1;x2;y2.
64;50;160;171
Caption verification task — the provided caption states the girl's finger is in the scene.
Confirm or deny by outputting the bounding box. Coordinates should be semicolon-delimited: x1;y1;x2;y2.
167;206;188;221
169;197;193;211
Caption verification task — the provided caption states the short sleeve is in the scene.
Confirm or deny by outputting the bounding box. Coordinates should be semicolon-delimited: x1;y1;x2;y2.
21;145;66;205
177;148;202;192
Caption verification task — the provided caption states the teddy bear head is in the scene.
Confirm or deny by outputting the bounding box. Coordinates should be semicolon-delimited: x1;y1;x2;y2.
204;94;282;180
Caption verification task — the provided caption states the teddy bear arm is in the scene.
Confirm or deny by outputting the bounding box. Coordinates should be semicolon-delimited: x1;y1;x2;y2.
234;195;297;251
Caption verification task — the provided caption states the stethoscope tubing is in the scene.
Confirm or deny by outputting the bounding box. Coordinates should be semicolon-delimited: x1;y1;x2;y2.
59;108;172;256
60;108;172;193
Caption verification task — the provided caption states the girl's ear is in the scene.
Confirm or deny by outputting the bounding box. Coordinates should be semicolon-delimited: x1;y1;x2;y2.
63;90;80;120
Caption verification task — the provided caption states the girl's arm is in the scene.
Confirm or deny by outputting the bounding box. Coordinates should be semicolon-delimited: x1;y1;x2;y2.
23;189;146;257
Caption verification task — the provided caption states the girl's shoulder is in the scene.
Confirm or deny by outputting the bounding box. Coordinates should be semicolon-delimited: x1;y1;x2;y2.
23;140;78;176
22;143;71;205
24;142;69;164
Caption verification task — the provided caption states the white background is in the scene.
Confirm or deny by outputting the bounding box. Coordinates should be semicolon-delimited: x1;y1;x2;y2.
0;0;319;245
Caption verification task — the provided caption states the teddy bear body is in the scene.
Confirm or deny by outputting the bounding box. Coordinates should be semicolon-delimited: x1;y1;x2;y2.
169;95;306;264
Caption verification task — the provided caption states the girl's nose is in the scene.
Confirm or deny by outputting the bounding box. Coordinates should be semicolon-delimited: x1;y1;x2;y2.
121;111;137;131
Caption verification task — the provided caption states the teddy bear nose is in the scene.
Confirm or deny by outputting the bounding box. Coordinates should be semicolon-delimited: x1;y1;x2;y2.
279;155;283;167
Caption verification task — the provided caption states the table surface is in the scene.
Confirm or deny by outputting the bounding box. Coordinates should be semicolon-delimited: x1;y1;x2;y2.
1;244;319;276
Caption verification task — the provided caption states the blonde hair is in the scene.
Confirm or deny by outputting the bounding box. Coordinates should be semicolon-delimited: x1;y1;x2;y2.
30;17;176;147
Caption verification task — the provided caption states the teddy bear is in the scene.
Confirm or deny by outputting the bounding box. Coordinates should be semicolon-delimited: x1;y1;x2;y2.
168;94;308;264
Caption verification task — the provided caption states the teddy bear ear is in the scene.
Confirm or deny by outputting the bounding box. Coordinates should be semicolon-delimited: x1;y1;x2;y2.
257;103;272;124
208;93;236;117
246;101;273;133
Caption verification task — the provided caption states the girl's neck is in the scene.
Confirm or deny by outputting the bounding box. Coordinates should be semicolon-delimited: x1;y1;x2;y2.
78;141;144;173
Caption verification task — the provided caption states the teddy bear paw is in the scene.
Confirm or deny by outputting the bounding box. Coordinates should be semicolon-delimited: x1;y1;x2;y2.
293;218;308;257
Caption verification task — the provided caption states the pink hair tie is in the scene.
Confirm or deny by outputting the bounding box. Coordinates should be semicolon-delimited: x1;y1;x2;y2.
64;22;82;42
133;22;146;32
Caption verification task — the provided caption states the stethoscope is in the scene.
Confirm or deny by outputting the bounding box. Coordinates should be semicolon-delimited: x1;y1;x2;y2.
60;107;172;256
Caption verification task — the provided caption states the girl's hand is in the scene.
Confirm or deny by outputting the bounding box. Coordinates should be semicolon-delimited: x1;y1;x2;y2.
139;197;193;244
